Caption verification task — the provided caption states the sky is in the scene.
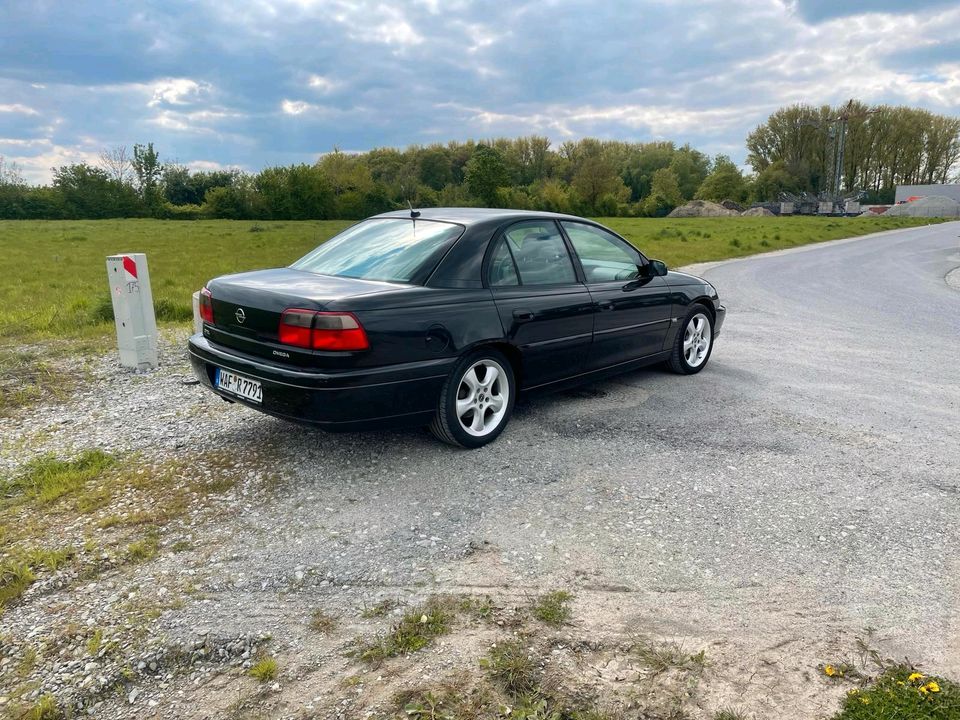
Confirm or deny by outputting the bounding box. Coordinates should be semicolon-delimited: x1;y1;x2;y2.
1;0;959;184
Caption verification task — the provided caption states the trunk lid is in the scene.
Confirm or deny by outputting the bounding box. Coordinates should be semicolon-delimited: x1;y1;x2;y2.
204;268;402;365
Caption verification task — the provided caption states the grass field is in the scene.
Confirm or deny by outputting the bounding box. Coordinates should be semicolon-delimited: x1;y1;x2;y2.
0;215;943;343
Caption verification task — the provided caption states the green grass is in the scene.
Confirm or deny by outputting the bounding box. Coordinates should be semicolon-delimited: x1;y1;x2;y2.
24;694;60;720
530;590;572;627
601;215;945;267
0;219;351;341
126;532;160;563
1;450;116;506
0;216;940;342
0;559;36;608
482;639;541;697
248;656;279;682
831;665;960;719
353;596;456;664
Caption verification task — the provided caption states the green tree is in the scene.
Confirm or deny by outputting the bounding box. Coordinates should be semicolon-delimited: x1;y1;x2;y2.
622;141;676;201
753;160;801;201
571;155;629;213
642;167;683;217
668;145;711;200
132;142;163;212
255;165;335;219
695;155;748;202
52;164;140;218
417;145;453;191
464;144;508;206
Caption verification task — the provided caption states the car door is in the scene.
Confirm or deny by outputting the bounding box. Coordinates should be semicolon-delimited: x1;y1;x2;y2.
487;219;594;389
560;221;672;370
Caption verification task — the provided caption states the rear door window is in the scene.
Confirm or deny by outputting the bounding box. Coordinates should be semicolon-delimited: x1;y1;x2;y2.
488;237;520;286
503;221;577;286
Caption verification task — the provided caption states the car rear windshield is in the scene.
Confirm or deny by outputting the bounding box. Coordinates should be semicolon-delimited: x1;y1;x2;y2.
290;218;464;283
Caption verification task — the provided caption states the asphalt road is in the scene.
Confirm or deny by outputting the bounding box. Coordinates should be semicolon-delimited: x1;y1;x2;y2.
149;220;960;713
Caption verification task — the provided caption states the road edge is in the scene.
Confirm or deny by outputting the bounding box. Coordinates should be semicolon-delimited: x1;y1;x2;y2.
677;219;960;277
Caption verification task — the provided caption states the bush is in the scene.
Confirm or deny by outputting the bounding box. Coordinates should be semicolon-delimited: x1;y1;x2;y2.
159;202;203;220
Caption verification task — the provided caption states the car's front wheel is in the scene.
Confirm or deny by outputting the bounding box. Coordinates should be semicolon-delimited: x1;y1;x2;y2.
429;349;515;448
667;305;714;374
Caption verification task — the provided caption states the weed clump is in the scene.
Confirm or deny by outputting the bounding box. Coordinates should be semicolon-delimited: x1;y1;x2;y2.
354;596;455;664
248;656;278;682
482;638;541;697
309;609;336;634
531;590;572;627
828;664;959;719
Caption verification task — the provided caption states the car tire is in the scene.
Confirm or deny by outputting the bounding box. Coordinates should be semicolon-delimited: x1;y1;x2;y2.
429;348;516;448
666;304;715;375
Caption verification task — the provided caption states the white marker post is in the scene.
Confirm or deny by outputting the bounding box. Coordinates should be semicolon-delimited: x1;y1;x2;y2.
106;253;159;370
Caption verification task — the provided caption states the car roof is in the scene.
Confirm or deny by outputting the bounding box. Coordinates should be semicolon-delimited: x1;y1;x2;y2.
371;207;587;226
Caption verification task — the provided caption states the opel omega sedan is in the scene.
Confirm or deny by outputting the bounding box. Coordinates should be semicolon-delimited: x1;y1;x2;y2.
188;208;725;447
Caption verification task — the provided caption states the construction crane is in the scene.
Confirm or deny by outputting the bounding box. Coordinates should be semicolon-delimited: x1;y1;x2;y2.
829;99;878;196
781;101;876;214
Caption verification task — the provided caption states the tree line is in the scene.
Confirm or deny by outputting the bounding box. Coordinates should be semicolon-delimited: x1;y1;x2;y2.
747;101;960;201
1;101;957;221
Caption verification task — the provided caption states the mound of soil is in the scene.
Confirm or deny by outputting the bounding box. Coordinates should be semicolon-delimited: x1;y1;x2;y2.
668;200;739;218
741;207;775;217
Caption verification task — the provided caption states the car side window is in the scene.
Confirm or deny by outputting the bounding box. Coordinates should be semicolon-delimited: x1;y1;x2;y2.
488;237;520;286
561;221;642;283
503;221;577;286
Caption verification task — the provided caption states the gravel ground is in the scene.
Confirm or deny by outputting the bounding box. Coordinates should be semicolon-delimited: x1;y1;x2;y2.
1;221;958;718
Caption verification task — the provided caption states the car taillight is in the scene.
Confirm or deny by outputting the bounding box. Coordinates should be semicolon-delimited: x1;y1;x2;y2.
199;287;214;324
278;310;369;351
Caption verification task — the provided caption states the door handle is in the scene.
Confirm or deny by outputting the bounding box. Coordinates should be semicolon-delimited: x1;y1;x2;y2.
513;309;534;321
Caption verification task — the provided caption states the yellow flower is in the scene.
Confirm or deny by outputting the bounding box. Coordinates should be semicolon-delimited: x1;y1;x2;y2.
824;665;837;677
925;681;940;693
919;686;929;695
860;696;871;705
847;688;859;695
908;672;924;683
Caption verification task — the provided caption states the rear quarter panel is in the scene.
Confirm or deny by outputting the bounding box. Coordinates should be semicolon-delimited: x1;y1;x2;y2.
329;287;505;367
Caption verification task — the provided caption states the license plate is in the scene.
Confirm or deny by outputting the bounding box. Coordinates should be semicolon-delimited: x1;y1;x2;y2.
215;368;262;404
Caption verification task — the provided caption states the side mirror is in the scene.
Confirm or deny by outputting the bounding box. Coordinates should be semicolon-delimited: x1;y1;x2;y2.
645;259;668;277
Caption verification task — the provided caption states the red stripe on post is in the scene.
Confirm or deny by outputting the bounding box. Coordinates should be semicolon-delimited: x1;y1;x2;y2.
122;255;138;279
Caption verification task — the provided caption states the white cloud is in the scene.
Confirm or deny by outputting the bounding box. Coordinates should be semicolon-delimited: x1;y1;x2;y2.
186;159;244;172
372;19;422;46
2;141;102;184
281;99;321;115
0;103;39;115
307;74;338;93
147;78;211;107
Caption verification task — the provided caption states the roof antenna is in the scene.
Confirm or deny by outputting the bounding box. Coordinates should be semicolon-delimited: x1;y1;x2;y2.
407;199;420;219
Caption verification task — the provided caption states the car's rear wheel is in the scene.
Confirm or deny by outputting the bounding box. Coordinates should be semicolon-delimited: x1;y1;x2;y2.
667;305;714;374
430;349;515;448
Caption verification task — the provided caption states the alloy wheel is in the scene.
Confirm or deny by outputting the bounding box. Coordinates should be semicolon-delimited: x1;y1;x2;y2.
456;359;510;437
683;313;712;368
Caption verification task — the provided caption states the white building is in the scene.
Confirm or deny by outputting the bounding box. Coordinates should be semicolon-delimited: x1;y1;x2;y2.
894;184;960;203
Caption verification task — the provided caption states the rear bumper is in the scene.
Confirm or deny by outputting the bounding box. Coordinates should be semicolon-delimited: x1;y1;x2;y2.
187;334;452;430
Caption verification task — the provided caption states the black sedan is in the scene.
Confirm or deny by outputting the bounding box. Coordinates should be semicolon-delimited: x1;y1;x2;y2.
188;208;725;447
